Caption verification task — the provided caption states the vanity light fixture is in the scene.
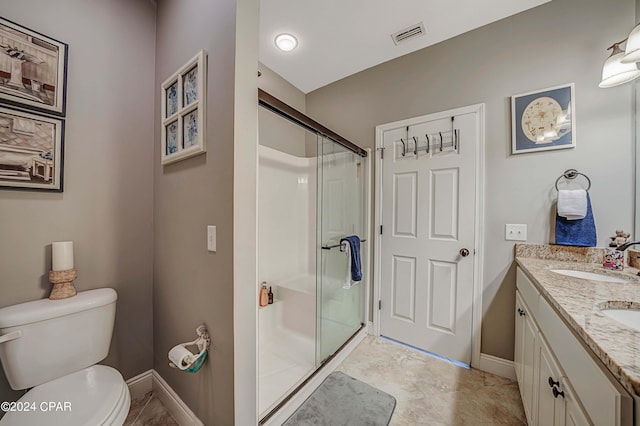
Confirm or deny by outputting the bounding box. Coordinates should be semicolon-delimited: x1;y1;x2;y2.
275;33;298;52
622;23;640;63
599;39;640;88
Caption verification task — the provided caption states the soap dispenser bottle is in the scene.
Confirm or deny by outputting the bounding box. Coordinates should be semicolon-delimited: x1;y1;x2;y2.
259;282;269;307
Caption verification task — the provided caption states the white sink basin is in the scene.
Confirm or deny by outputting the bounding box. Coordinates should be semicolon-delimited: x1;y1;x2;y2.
550;269;629;283
601;308;640;331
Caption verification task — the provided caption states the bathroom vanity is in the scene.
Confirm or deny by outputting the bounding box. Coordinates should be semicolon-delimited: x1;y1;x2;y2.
514;244;640;426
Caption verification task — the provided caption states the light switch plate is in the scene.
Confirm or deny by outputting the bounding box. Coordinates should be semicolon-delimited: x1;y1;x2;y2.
505;224;527;241
207;225;216;252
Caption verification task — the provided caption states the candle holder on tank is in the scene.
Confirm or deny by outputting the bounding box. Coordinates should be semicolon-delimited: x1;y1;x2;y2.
48;268;77;300
50;241;77;300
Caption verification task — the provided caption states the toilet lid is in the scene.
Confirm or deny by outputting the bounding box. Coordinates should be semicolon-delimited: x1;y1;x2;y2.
0;365;129;426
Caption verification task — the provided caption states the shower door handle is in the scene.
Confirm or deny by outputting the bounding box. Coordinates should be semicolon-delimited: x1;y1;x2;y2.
459;248;470;257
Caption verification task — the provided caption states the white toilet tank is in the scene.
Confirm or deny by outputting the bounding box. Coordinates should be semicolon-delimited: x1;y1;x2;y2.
0;288;117;390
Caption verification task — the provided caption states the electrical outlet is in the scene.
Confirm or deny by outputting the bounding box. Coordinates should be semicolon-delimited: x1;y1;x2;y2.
505;224;527;241
207;225;216;252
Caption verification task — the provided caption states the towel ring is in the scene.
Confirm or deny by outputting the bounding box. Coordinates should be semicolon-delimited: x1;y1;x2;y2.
554;169;591;191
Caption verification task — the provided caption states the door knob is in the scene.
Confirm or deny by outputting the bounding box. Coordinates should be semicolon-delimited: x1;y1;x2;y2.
459;248;470;257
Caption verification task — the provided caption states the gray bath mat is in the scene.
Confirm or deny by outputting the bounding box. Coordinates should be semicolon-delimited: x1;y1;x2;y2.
283;371;396;426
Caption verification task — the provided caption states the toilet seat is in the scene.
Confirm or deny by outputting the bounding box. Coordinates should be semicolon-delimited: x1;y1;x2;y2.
0;365;130;426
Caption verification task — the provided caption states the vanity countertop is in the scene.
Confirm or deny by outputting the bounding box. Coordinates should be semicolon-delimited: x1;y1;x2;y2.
515;244;640;397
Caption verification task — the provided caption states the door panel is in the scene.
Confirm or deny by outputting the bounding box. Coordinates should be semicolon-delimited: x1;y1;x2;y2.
430;168;459;240
428;260;457;333
391;255;416;322
393;172;418;238
380;110;478;364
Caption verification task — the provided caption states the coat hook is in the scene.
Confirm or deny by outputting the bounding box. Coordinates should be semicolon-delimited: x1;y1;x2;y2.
413;136;418;156
451;117;456;150
400;138;406;156
439;132;443;151
425;134;430;154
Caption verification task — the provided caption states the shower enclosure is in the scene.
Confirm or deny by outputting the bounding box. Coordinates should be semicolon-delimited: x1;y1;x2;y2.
257;90;367;420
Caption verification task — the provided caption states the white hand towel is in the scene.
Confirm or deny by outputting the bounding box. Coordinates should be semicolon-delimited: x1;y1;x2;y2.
342;241;352;289
557;189;588;220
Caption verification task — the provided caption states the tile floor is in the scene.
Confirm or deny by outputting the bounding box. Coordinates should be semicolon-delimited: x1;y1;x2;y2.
335;335;527;425
124;392;178;426
124;335;526;425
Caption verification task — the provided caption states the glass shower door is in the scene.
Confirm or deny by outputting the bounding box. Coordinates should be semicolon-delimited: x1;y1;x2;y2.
316;136;365;364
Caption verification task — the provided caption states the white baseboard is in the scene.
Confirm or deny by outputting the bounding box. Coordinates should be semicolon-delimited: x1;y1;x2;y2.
125;369;153;400
125;369;203;426
152;370;204;426
477;353;516;380
262;327;368;426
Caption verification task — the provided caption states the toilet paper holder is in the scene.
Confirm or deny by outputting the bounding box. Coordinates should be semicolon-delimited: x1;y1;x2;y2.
168;325;211;373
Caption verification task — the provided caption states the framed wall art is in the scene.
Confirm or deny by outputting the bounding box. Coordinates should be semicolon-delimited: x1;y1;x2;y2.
0;17;68;116
0;105;64;191
511;83;575;154
161;50;207;165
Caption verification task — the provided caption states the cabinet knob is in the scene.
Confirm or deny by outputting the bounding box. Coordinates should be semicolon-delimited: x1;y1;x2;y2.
517;308;526;316
548;377;560;388
552;387;565;399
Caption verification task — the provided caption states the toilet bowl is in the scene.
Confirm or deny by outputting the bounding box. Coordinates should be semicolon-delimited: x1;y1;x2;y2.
0;289;130;426
0;365;130;425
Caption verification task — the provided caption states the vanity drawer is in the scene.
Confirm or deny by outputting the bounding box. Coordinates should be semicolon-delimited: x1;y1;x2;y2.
516;267;540;318
537;295;632;426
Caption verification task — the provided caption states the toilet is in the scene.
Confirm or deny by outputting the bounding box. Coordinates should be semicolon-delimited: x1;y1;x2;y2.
0;288;130;425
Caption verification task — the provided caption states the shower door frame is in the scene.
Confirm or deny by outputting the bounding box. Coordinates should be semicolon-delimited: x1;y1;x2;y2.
256;90;372;425
258;89;367;157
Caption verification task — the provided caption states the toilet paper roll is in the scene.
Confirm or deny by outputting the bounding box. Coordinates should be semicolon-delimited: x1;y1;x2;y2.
168;345;194;370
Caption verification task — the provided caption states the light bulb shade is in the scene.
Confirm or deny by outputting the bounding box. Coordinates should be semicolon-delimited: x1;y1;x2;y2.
275;33;298;52
622;23;640;63
599;50;640;88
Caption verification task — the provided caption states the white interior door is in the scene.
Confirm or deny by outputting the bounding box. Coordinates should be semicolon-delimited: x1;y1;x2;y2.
379;109;478;365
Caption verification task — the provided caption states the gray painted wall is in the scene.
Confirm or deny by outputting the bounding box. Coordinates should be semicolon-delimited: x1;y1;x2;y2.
0;0;156;407
306;0;636;360
258;63;308;157
153;0;236;423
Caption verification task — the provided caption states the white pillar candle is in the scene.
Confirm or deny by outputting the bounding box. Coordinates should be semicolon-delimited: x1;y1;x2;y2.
52;241;74;271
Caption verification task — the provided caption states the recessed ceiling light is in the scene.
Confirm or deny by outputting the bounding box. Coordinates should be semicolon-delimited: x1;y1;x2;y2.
275;33;298;52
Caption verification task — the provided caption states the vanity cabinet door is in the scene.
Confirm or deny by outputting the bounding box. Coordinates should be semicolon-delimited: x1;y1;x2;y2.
537;292;632;426
536;336;591;426
514;291;525;383
536;335;564;426
561;378;592;426
515;290;538;425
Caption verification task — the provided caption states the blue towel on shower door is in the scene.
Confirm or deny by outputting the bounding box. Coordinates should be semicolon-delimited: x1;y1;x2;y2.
555;192;597;247
341;235;362;282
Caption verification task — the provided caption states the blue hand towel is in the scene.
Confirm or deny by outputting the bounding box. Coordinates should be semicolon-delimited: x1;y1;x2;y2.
341;235;362;282
555;192;597;247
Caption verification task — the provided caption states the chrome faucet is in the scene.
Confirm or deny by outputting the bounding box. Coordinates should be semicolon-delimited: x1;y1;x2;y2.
616;240;640;251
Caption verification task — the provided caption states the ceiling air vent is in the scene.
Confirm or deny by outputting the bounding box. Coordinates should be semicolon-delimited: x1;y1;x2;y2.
391;22;426;45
